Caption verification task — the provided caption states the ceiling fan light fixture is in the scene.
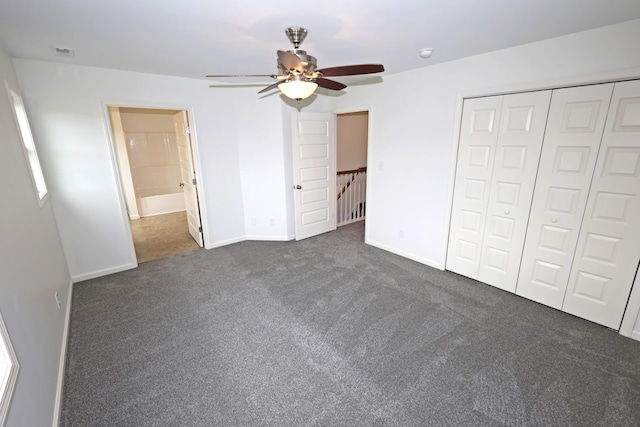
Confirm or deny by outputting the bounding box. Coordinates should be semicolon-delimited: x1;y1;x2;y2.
278;80;318;100
206;27;385;102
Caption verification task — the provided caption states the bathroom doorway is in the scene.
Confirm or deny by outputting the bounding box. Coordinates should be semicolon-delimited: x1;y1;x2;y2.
108;106;204;263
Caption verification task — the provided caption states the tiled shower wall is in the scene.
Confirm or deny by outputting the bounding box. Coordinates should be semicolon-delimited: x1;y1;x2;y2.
120;109;182;197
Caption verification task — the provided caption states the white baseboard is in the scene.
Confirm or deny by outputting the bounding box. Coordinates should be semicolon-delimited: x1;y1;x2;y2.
52;279;73;427
208;236;245;249
365;239;443;270
245;234;295;241
71;262;137;283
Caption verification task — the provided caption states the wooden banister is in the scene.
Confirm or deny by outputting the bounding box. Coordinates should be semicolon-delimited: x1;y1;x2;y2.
337;167;367;175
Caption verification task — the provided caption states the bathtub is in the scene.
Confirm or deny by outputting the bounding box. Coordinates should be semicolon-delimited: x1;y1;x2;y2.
136;190;186;217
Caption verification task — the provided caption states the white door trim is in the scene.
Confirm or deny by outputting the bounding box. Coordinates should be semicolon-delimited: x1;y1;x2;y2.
291;111;337;240
102;101;209;269
444;69;640;337
333;105;373;241
444;68;640;269
619;263;640;339
174;110;204;247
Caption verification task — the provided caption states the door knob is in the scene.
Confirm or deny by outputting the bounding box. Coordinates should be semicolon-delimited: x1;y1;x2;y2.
295;185;302;189
504;210;510;215
179;182;185;187
551;218;558;223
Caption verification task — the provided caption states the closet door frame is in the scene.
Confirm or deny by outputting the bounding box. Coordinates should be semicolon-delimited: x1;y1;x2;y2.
561;79;640;329
443;69;640;340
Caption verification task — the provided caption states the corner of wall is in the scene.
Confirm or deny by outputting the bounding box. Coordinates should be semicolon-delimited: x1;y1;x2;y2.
52;279;73;427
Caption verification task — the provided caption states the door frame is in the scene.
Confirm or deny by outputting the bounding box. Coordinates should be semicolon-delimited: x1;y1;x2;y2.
443;69;640;337
443;69;640;269
291;111;337;240
102;102;208;266
333;105;373;242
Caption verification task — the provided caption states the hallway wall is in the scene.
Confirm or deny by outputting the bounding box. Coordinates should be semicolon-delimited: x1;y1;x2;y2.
0;45;71;427
12;61;249;280
329;19;640;269
337;111;368;172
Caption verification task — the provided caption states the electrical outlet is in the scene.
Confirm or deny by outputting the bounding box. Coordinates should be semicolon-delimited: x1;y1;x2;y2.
399;229;404;238
54;291;61;309
270;218;275;226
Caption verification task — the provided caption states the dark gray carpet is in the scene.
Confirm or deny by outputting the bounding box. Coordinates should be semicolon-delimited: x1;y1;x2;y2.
61;222;640;426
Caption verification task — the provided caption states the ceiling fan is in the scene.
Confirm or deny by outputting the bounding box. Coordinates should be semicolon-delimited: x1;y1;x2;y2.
206;27;385;102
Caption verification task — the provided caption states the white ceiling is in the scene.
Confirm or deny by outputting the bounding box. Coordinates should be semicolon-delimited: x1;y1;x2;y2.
1;0;640;85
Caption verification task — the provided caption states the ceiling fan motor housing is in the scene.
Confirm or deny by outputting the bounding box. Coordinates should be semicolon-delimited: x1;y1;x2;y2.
285;27;307;48
283;49;317;73
280;27;318;76
206;26;384;97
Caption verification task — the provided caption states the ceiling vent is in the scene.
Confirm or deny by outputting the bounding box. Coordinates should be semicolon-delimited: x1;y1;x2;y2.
51;46;75;58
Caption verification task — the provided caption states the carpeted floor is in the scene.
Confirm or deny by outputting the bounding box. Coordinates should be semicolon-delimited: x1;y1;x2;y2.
61;222;640;426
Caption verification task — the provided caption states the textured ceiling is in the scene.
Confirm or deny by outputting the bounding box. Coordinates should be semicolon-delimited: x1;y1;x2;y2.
1;0;639;84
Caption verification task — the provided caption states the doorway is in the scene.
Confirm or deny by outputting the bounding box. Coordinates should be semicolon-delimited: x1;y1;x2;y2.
336;111;369;230
108;106;204;263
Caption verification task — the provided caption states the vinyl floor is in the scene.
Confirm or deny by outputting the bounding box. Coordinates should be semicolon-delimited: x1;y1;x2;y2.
129;211;200;263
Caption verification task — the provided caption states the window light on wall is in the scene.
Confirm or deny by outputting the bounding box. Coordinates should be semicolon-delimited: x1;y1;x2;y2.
5;81;48;204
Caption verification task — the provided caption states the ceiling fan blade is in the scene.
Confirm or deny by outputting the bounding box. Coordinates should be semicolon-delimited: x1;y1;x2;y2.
316;64;385;77
315;78;347;91
257;81;283;94
278;50;304;74
206;74;277;78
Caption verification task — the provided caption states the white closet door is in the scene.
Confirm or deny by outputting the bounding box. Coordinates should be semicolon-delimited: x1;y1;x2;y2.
516;84;614;308
562;80;640;329
446;96;502;279
477;91;551;292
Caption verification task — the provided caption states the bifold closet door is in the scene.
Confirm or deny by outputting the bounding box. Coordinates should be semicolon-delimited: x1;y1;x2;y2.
516;84;614;309
562;80;640;329
476;91;551;291
446;96;502;279
447;91;550;291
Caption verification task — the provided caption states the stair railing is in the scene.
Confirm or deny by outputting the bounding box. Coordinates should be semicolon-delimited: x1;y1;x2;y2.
337;167;366;226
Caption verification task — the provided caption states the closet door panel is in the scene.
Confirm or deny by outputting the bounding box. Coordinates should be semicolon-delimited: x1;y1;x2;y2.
516;84;614;308
447;96;502;279
477;91;551;292
562;80;640;328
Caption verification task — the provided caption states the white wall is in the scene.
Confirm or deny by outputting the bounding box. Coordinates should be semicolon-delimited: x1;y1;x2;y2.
329;19;640;268
12;60;249;280
233;88;291;239
0;46;71;426
9;19;640;304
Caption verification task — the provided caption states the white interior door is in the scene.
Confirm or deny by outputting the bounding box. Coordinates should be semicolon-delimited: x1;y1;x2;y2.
562;80;640;328
447;96;502;279
292;112;336;240
477;90;551;292
174;111;203;247
516;84;614;308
